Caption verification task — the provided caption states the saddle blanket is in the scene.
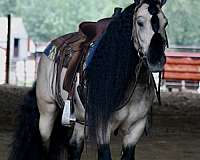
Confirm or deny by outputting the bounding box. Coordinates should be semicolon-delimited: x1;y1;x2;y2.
85;35;103;69
44;43;57;60
43;33;103;70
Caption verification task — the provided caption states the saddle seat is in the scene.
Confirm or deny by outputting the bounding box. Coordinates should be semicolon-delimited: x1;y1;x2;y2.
79;18;111;42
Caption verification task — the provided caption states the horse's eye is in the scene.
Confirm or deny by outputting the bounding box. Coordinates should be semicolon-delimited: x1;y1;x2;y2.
137;20;144;27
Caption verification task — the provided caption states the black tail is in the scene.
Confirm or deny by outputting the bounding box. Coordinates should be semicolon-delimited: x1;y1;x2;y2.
8;83;73;160
48;115;73;160
8;83;43;160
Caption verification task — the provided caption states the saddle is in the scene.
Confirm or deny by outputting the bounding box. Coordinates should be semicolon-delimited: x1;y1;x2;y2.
46;8;122;110
61;18;112;93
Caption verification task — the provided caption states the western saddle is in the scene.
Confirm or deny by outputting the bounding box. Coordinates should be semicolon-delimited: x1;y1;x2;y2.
48;8;122;125
62;17;112;93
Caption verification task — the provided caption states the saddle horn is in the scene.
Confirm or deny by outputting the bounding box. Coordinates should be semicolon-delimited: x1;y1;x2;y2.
112;7;122;17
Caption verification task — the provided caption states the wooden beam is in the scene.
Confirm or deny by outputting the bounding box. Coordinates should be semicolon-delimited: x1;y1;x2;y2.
166;51;200;58
165;64;200;73
5;14;11;84
163;72;200;81
166;57;200;65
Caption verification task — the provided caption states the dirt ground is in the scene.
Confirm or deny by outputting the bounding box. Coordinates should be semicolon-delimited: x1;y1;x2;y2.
0;85;199;160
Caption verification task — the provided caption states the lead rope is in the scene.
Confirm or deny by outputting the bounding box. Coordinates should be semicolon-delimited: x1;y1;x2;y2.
118;7;145;110
147;70;162;135
158;71;162;105
150;71;162;105
117;56;144;109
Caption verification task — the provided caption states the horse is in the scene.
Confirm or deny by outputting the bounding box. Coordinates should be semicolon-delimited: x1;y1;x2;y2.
8;0;168;160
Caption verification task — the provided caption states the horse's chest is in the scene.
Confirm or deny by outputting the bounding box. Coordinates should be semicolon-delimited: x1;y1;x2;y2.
112;85;155;131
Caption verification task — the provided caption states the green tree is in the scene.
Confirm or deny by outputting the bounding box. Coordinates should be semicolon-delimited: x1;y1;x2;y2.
0;0;199;46
0;0;18;15
0;0;132;42
164;0;200;46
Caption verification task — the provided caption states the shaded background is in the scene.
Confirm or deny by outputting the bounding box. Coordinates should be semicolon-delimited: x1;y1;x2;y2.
0;0;200;86
0;0;199;46
0;0;199;160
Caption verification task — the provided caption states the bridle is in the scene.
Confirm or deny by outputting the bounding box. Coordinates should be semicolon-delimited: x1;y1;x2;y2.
119;2;168;108
132;1;168;57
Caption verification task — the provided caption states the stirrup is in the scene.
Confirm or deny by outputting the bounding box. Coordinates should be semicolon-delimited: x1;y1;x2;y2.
61;100;76;126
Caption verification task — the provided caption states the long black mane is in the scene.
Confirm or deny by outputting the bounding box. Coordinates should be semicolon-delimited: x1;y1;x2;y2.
86;4;139;141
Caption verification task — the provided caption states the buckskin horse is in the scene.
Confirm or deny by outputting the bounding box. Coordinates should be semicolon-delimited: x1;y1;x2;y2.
8;0;168;160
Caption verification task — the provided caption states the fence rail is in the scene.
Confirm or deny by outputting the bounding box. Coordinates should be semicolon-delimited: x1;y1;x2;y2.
163;51;200;92
0;49;200;92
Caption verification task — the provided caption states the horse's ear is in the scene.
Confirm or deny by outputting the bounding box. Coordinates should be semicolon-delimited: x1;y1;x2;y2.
160;0;167;6
134;0;146;6
134;0;141;6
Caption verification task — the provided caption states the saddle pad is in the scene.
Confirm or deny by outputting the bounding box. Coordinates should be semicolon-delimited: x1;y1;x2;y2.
85;34;103;69
44;43;57;61
43;32;87;94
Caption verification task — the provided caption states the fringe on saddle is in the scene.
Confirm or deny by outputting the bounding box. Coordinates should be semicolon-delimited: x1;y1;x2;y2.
45;32;89;109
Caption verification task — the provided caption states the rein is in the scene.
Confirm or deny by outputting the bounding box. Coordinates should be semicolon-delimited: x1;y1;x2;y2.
118;51;162;110
76;56;162;126
118;56;145;108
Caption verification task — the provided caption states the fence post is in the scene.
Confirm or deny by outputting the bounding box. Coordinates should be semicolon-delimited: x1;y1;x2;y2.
161;79;167;91
24;59;27;86
198;81;200;93
34;43;38;80
181;80;186;91
5;14;11;84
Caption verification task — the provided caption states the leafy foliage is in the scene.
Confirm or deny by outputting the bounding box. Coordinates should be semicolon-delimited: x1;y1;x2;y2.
0;0;199;46
164;0;200;46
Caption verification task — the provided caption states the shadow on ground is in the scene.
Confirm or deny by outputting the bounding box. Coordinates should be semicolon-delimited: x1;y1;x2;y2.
0;85;199;160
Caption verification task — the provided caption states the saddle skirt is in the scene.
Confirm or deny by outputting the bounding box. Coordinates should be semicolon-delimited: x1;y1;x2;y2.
44;32;86;67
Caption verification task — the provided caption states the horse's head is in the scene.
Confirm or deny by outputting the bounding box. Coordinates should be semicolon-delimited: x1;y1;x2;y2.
132;0;168;72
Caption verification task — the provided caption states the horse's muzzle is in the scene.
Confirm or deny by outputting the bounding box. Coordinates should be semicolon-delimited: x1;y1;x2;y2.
147;55;166;72
147;33;166;72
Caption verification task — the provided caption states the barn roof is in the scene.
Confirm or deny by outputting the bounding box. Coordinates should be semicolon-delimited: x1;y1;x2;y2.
0;17;28;43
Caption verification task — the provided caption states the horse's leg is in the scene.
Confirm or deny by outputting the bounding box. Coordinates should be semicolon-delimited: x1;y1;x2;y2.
98;144;112;160
97;125;112;160
68;123;85;160
36;54;58;154
37;99;57;151
67;73;86;160
121;117;147;160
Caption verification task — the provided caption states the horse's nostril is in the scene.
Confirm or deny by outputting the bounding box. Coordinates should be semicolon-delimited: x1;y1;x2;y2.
147;33;166;66
151;15;160;33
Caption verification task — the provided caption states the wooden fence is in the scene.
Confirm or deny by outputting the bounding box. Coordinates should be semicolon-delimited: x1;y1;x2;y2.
163;51;200;92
